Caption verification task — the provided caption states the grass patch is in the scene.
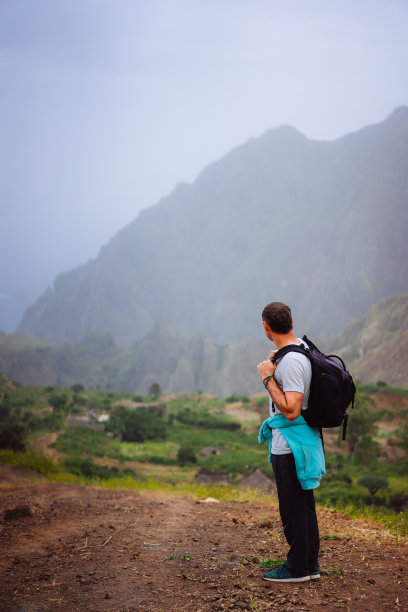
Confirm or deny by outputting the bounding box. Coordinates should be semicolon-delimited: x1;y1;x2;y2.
320;568;345;576
52;425;125;460
337;503;408;538
357;384;408;398
260;558;285;569
62;454;135;480
0;449;62;477
248;557;285;569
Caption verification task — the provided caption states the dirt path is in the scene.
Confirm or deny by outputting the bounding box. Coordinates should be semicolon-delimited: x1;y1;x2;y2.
0;464;407;611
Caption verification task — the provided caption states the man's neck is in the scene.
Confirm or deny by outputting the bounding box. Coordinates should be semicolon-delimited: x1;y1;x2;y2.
272;332;299;350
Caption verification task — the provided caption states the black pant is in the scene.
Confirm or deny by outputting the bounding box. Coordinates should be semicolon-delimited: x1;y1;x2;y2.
271;453;320;577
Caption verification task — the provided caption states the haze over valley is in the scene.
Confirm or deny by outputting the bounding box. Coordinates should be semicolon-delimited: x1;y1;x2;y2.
1;109;407;394
17;109;408;345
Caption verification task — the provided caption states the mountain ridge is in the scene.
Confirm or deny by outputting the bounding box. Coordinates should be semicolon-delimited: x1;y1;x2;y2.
18;107;408;347
3;292;408;394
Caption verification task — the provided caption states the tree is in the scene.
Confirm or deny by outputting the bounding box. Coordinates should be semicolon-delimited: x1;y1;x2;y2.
0;422;27;452
353;434;381;464
357;474;389;496
0;394;11;420
148;382;161;399
107;405;166;443
71;383;84;393
48;392;68;413
177;446;197;466
343;393;378;456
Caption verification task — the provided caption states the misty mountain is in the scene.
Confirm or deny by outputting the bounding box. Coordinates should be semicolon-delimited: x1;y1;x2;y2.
18;107;408;347
321;293;408;388
2;293;408;394
0;322;270;397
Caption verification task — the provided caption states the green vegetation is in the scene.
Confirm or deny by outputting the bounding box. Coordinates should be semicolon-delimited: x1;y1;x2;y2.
320;568;345;576
177;445;197;466
357;383;408;398
0;374;407;536
62;455;135;480
0;449;62;478
148;382;161;399
248;557;285;569
357;474;389;496
0;421;27;451
107;404;166;442
53;426;125;460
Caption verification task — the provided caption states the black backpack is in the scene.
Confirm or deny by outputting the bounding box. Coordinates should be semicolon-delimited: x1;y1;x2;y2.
272;335;356;440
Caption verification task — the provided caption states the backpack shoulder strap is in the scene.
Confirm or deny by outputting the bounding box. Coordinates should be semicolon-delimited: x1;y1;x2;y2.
301;335;321;353
271;343;311;363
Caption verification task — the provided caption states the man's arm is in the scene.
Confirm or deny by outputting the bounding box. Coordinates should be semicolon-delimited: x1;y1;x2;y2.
256;360;303;421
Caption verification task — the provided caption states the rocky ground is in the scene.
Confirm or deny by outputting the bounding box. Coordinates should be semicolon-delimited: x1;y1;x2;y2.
0;463;407;611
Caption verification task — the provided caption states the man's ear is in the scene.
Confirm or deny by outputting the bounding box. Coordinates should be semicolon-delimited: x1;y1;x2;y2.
263;321;270;333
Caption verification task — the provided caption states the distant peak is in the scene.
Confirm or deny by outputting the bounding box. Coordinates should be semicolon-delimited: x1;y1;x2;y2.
387;106;408;121
265;124;305;139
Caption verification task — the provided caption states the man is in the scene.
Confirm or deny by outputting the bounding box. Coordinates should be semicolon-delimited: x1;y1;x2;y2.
256;301;325;583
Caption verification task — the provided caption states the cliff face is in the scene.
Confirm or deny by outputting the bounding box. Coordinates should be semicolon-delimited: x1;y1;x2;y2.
322;293;408;388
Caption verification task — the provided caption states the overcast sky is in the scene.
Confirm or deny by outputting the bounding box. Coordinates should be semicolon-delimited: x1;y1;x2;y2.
1;0;407;332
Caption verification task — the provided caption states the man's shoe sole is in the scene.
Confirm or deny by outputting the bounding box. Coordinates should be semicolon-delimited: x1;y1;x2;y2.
310;573;320;580
262;575;310;583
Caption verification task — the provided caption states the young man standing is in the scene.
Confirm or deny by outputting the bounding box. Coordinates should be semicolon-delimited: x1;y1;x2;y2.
256;302;325;583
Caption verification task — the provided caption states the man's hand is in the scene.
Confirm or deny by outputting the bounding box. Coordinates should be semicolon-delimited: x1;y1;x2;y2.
257;359;277;380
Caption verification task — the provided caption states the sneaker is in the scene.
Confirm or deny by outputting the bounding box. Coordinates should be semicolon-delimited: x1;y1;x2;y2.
262;566;310;583
309;571;320;580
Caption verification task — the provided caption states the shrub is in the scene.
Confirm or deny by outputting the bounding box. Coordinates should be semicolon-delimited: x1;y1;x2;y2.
0;449;61;477
344;394;378;455
323;470;352;485
107;405;166;443
388;491;408;513
26;410;66;433
62;455;112;480
0;421;27;452
71;383;85;393
53;425;123;459
353;434;381;465
175;408;240;431
49;392;68;412
0;399;11;420
148;383;161;399
357;474;389;496
225;394;249;404
177;446;197;466
226;394;240;403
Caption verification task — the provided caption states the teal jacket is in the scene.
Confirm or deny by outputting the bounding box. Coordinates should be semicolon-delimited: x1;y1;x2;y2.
259;415;325;490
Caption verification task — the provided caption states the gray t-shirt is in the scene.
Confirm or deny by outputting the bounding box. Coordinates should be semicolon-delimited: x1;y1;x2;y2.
268;339;312;455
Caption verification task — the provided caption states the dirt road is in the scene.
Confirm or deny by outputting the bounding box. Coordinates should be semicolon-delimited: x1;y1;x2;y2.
0;464;407;611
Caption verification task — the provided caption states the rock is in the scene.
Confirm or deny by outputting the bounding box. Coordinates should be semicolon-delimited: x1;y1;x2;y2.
4;504;33;521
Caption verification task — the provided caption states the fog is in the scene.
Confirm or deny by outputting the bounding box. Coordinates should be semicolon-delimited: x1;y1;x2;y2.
1;0;407;331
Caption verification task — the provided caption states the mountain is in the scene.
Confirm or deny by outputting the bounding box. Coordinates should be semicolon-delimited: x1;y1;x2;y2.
3;293;408;393
0;322;270;396
321;293;408;388
18;108;408;347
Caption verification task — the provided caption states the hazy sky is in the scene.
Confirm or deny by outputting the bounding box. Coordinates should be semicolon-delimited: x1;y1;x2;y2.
1;0;407;332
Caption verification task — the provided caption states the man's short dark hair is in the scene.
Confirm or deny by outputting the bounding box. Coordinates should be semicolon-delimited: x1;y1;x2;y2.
262;302;293;334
